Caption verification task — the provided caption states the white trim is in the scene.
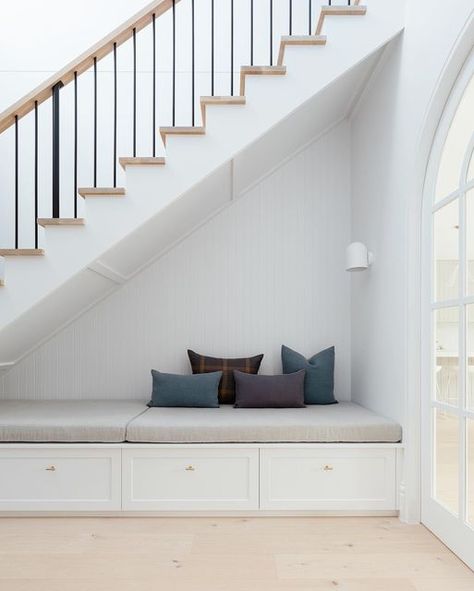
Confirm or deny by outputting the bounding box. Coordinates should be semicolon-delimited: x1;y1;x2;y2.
421;45;474;569
87;260;127;285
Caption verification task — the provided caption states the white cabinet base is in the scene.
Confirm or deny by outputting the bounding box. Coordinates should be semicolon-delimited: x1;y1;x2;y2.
0;443;401;514
0;446;121;511
260;447;397;511
122;447;259;510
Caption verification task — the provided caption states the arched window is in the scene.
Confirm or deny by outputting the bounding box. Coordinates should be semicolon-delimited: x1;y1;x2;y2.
426;52;474;533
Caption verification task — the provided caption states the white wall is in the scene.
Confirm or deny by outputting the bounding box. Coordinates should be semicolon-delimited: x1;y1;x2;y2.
350;2;474;425
350;0;473;523
1;122;351;400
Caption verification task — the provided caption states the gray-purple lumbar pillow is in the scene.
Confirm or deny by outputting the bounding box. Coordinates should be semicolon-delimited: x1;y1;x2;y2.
281;345;337;405
233;369;306;408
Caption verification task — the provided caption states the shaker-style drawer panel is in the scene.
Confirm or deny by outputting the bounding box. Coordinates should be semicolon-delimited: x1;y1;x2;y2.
0;448;121;511
260;448;397;511
122;447;259;510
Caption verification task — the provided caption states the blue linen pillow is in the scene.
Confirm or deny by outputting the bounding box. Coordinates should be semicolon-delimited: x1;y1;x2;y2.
281;345;337;405
148;370;222;408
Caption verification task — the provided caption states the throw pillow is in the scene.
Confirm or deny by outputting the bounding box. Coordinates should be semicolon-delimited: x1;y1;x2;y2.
148;369;221;408
233;369;306;408
187;350;264;404
281;345;337;405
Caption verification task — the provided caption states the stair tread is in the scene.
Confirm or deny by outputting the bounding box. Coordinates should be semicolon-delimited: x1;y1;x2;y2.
119;157;166;170
160;126;206;146
240;65;287;96
321;5;366;13
200;96;246;104
78;187;125;197
0;249;44;256
278;35;327;65
280;35;327;43
37;218;85;226
241;65;286;73
160;126;206;133
316;5;367;34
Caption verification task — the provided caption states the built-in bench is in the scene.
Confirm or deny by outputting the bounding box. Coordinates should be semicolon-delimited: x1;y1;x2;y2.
0;400;403;514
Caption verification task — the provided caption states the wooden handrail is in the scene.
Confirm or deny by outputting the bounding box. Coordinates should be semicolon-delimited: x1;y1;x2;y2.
0;0;179;135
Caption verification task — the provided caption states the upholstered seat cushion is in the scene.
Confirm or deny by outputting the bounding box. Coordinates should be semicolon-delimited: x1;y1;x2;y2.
126;402;402;443
0;401;147;442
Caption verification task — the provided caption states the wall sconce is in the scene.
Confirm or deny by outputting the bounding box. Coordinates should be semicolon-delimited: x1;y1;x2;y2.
346;242;374;272
0;257;4;286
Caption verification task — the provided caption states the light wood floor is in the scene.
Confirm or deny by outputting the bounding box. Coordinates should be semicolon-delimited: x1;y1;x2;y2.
0;516;472;590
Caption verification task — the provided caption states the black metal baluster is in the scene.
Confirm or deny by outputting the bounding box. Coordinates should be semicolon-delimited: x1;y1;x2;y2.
113;43;117;186
14;115;18;248
250;0;254;66
172;1;176;125
93;57;97;187
52;82;63;218
230;0;234;95
133;28;137;155
289;0;292;35
73;72;78;218
211;0;214;96
192;0;195;125
152;13;156;153
269;0;273;66
308;0;312;35
34;102;39;247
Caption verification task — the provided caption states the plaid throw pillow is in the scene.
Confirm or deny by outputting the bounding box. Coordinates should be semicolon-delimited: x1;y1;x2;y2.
187;350;264;404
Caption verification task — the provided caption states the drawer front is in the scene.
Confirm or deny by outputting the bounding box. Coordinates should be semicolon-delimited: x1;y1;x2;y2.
260;448;397;510
123;448;259;510
0;448;121;511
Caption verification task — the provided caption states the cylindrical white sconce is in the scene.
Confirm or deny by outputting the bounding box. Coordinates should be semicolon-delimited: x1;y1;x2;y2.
0;257;4;286
346;242;374;272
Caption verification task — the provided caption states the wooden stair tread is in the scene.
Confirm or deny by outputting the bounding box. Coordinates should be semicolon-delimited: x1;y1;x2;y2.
240;65;287;96
200;96;246;105
78;187;125;198
316;5;367;35
119;157;166;169
37;218;85;226
200;96;246;124
280;35;327;44
160;126;205;145
278;35;327;66
0;249;44;256
240;65;286;74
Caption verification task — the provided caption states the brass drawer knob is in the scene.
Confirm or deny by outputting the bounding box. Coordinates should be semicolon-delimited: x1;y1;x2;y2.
185;465;195;472
323;465;334;472
45;465;56;472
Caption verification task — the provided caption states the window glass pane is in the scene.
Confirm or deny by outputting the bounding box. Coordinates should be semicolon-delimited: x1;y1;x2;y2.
468;304;474;411
434;307;459;406
468;190;474;296
434;409;459;515
435;73;474;201
434;199;459;302
468;419;474;527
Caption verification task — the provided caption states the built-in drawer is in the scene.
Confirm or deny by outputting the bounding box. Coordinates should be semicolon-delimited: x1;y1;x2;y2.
260;447;397;511
122;447;259;510
0;447;121;511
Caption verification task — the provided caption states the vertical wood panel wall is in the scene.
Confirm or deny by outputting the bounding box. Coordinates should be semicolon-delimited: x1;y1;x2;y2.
1;122;351;400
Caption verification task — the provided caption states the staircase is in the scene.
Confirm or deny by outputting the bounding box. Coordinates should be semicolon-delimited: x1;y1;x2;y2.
0;0;405;368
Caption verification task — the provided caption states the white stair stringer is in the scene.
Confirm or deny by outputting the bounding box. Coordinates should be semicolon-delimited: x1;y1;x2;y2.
0;0;405;366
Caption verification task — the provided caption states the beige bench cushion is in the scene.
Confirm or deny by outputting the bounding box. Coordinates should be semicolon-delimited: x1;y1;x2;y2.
126;402;402;443
0;401;147;442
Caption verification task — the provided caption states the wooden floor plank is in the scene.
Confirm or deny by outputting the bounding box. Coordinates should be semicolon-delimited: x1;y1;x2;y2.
0;517;471;589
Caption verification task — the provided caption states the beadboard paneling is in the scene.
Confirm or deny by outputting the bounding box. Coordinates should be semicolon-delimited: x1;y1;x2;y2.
1;122;351;400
